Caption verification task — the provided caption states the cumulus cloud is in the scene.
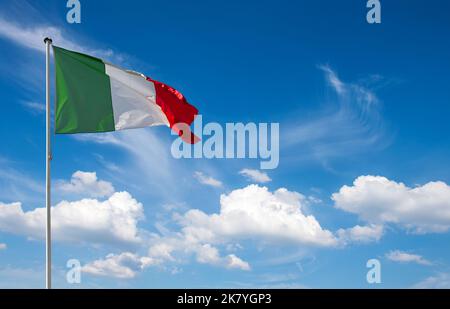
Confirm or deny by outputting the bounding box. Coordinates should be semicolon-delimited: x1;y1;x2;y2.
142;184;339;272
226;254;251;271
385;250;432;266
332;176;450;233
0;192;144;246
138;184;385;274
195;244;250;271
337;224;383;245
83;243;250;279
0;243;6;250
110;184;344;275
1;168;394;279
145;238;251;272
194;172;223;188
55;171;115;198
239;169;271;183
181;185;337;247
82;252;158;279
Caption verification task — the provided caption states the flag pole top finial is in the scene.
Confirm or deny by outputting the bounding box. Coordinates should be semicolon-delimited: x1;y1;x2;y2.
44;37;53;44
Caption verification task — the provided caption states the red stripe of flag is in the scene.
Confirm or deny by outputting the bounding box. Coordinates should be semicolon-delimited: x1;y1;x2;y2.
147;77;200;144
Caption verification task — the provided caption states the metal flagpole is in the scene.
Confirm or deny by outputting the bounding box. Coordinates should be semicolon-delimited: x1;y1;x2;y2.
44;37;52;290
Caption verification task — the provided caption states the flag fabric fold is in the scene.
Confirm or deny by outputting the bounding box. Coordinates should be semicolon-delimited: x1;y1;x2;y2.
53;46;199;143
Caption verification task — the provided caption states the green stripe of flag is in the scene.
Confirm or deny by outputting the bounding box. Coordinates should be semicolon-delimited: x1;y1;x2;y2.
54;46;115;134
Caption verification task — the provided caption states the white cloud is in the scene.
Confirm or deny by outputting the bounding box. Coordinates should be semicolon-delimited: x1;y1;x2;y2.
413;273;450;289
332;176;450;233
0;243;6;250
1;167;407;279
82;252;158;279
180;185;337;247
139;184;387;274
337;224;383;245
195;244;250;271
0;17;66;52
55;171;115;198
386;250;432;266
0;191;144;246
148;243;176;262
145;237;251;272
226;254;251;271
82;244;250;279
239;169;271;183
194;172;223;188
131;184;343;274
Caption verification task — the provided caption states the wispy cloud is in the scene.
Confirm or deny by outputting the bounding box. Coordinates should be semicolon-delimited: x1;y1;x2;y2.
0;266;43;288
413;272;450;289
194;171;223;188
0;10;129;100
0;16;124;63
0;158;44;203
320;65;346;95
283;65;391;164
74;129;192;201
21;101;45;114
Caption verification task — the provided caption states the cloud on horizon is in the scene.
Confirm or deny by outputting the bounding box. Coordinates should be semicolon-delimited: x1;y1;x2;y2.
333;175;450;233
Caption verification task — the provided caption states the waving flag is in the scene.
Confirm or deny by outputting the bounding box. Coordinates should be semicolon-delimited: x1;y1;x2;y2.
53;46;199;143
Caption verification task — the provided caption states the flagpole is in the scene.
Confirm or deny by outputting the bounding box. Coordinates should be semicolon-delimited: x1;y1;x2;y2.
44;37;52;290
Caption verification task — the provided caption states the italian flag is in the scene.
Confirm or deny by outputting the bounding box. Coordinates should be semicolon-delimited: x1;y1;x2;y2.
53;46;199;143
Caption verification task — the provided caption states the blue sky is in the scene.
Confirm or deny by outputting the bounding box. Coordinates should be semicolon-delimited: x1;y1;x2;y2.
0;0;450;288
